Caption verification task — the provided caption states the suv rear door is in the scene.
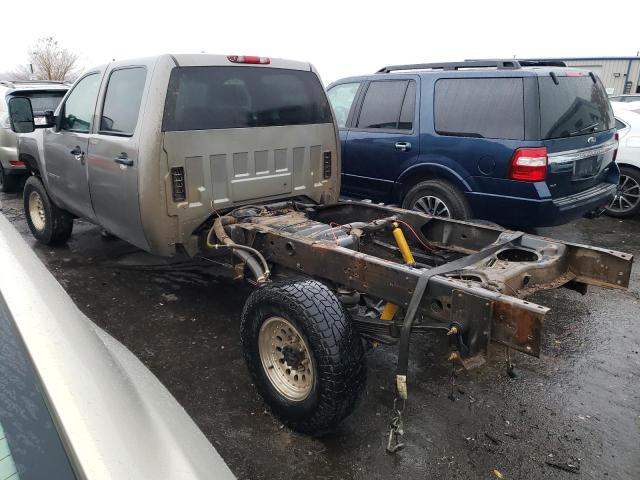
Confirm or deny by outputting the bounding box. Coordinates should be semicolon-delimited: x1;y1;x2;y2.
340;79;419;201
87;64;149;248
538;74;617;200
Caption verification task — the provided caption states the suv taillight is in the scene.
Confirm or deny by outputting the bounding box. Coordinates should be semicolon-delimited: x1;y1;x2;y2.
171;167;186;202
508;147;548;182
613;132;619;161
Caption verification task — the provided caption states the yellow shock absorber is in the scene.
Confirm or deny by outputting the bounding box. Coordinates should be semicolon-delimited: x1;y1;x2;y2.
381;222;415;321
380;302;399;321
392;222;416;266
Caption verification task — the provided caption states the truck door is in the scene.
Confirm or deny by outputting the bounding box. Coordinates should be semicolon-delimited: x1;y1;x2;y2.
341;79;419;202
87;66;148;249
44;72;102;221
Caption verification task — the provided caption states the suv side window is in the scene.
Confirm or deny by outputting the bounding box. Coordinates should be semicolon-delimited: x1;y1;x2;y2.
327;82;360;128
357;80;415;131
100;67;147;135
61;74;101;133
434;78;525;140
398;81;416;130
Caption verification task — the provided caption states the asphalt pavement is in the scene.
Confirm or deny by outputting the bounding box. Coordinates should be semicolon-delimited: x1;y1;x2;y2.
1;189;639;480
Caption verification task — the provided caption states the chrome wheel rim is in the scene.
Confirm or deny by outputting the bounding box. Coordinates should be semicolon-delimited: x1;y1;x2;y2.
412;195;452;218
258;316;314;402
609;174;640;213
28;191;46;231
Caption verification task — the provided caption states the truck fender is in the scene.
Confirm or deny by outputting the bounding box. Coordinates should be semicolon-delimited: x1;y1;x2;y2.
17;136;42;174
17;134;59;203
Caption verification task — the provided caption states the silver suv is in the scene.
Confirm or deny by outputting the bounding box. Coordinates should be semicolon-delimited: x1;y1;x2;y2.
0;80;68;191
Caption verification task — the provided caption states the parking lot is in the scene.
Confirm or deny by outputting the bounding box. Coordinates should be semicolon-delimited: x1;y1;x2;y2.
1;188;638;479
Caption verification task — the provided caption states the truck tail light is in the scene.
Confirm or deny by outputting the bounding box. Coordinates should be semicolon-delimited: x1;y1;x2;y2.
9;160;25;167
613;132;619;161
508;147;547;182
227;55;270;65
171;167;186;202
323;151;332;179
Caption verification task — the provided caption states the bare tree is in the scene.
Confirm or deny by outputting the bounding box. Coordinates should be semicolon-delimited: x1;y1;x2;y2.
12;37;79;81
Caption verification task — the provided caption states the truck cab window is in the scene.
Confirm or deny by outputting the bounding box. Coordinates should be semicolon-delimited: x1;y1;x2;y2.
100;68;147;135
61;74;101;133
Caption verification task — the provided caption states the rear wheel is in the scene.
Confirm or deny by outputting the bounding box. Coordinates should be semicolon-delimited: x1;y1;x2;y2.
402;179;472;220
606;166;640;218
240;280;366;435
23;176;74;245
0;165;21;193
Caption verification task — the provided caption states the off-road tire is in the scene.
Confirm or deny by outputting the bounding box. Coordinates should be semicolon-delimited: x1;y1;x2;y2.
23;176;74;245
0;165;20;193
240;280;367;435
402;179;472;220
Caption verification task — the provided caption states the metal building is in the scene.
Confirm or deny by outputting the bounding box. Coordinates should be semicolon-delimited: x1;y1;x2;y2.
533;56;640;96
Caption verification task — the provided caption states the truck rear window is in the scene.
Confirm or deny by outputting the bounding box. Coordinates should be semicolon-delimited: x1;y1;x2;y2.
162;66;333;131
539;76;614;139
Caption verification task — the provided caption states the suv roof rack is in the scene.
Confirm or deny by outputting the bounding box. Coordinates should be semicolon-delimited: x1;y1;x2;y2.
377;59;569;74
515;59;567;67
465;59;568;68
376;60;522;74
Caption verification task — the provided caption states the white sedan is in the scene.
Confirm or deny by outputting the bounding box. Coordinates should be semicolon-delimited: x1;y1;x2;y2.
606;103;640;217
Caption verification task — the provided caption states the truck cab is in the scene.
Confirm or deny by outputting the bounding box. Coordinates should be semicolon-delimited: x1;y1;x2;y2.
9;54;340;256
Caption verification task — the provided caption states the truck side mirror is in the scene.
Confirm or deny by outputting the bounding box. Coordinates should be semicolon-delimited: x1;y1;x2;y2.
7;97;35;133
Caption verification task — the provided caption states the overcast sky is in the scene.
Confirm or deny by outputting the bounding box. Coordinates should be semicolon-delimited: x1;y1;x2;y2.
3;0;639;84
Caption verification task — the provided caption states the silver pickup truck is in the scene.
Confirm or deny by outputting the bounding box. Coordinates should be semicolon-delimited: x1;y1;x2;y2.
7;53;633;452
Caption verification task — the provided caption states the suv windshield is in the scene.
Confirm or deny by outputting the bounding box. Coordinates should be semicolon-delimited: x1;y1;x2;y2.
539;76;614;139
162;66;333;131
9;90;66;114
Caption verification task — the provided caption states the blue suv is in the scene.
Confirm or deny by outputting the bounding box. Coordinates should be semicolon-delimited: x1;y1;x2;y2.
327;60;619;227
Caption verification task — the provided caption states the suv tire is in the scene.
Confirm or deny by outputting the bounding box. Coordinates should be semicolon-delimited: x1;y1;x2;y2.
23;176;74;245
240;280;366;435
606;166;640;218
402;179;472;219
0;165;20;193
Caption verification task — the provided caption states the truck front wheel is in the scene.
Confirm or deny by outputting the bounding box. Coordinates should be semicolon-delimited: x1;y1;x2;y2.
23;176;74;245
240;280;366;435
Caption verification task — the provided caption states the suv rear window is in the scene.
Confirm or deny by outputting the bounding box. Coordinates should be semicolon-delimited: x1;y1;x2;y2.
9;90;66;114
539;76;614;139
434;78;525;140
162;66;333;131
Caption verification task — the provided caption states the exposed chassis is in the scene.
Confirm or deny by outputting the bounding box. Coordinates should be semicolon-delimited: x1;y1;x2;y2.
200;200;633;446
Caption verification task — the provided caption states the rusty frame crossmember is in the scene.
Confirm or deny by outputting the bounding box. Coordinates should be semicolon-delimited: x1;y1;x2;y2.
219;201;633;386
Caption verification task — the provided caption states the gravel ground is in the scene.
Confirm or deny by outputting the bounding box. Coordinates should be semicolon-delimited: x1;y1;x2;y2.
1;189;639;480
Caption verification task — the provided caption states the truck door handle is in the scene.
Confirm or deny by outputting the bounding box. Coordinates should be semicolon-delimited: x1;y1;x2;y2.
70;146;85;163
114;153;133;167
395;142;412;152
